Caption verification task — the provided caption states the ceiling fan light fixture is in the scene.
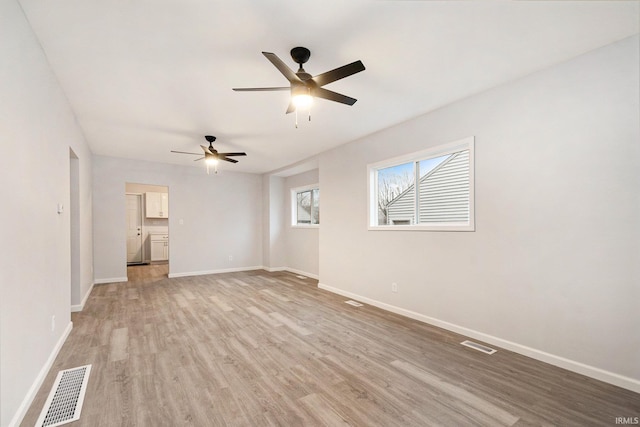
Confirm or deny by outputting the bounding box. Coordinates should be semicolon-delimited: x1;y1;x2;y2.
205;155;218;166
205;153;219;174
291;86;313;110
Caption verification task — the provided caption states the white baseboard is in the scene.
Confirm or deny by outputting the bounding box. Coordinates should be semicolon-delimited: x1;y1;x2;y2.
318;282;640;394
154;265;317;280
93;276;127;285
168;265;264;278
283;267;319;280
8;321;73;427
261;266;318;280
71;282;95;312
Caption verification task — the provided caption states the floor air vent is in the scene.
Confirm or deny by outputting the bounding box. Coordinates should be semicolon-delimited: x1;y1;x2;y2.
461;340;497;355
345;300;363;307
35;364;92;427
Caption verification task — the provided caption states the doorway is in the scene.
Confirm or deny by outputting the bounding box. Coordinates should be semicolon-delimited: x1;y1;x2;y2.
125;183;170;279
126;194;143;264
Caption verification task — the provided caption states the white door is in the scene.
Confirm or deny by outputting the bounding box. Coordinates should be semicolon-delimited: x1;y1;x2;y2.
126;194;143;263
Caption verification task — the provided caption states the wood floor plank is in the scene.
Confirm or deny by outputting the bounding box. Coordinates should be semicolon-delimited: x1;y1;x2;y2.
391;359;520;426
298;393;351;426
269;311;313;336
246;305;283;328
109;327;129;362
260;288;291;302
210;295;234;312
19;265;640;427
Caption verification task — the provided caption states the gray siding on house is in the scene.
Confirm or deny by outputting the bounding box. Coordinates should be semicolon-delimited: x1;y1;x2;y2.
386;150;470;224
297;204;312;223
419;150;469;223
386;186;415;223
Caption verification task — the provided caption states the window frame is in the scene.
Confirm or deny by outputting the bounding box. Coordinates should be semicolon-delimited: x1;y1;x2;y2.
291;183;320;228
367;136;475;232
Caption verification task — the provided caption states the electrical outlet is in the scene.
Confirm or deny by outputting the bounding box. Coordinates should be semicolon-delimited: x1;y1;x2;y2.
391;283;398;293
229;255;233;262
51;315;55;332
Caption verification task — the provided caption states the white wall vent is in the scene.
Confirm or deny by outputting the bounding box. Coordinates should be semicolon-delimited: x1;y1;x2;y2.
345;300;364;307
35;364;92;427
461;340;497;355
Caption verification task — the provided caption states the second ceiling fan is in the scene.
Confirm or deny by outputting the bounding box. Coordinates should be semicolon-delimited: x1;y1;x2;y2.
171;135;246;174
233;47;365;119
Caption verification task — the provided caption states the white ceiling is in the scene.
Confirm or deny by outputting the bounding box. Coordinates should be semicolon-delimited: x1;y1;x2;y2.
19;0;639;174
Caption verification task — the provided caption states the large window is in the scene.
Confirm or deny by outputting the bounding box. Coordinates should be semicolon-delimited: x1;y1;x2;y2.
368;137;474;231
292;185;319;226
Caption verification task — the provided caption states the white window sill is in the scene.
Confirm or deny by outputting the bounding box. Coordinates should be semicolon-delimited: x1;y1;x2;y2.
368;223;474;232
292;224;320;229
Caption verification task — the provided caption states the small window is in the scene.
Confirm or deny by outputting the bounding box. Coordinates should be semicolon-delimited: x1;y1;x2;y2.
292;185;319;226
368;137;474;231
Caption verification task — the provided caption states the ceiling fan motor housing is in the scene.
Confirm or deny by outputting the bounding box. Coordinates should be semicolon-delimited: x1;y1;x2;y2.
290;47;311;66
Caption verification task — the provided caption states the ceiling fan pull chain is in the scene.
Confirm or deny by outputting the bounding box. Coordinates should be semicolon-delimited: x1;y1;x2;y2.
295;109;299;128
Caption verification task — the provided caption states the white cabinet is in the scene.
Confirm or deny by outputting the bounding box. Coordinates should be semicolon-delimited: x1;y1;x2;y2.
146;192;168;218
150;233;169;261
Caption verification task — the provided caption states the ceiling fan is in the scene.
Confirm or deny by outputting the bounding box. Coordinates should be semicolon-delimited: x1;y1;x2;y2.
233;47;365;125
171;135;246;174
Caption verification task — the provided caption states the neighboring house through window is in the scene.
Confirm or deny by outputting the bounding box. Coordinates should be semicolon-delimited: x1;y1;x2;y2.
292;184;319;226
368;136;474;231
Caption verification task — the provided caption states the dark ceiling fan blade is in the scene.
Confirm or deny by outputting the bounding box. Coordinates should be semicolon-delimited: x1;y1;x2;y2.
313;87;357;105
312;60;365;87
200;145;214;155
262;52;303;84
232;87;290;92
219;157;239;163
171;150;202;155
218;152;246;157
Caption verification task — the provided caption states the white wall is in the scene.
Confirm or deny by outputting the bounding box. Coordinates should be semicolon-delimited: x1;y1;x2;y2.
261;175;287;270
262;174;272;267
93;156;263;280
261;170;320;277
284;170;320;278
0;0;94;424
318;35;640;390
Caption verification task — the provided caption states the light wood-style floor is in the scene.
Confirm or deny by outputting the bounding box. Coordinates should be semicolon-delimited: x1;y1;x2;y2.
22;266;639;426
